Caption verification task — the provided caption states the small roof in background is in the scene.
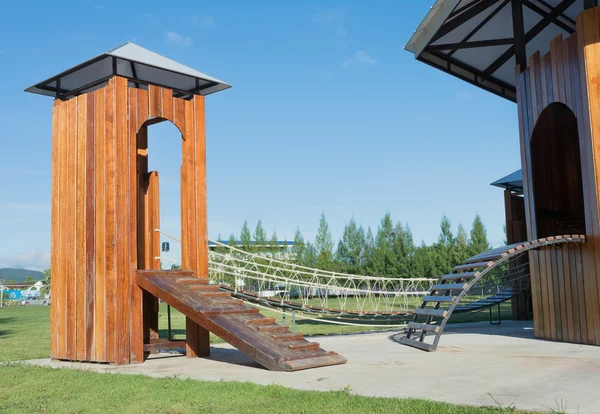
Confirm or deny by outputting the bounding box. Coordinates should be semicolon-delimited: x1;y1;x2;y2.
490;169;523;191
405;0;582;102
25;42;231;100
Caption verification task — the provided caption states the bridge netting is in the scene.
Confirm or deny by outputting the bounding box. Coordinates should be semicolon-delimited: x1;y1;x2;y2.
155;230;436;320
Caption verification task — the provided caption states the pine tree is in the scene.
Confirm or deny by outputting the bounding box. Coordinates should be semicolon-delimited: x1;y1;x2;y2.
469;213;490;256
315;212;334;270
269;231;279;250
363;227;375;274
227;233;237;248
240;220;252;251
253;219;267;252
291;227;306;264
433;215;455;274
403;224;416;276
454;224;470;264
303;242;318;267
371;213;396;276
335;218;366;274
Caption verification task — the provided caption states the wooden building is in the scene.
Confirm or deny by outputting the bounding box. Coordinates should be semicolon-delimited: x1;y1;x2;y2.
407;0;600;346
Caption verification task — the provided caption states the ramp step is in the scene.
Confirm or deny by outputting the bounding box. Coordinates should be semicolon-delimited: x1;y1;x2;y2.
246;317;277;326
441;271;478;281
257;325;289;333
408;321;440;333
188;284;220;291
176;277;205;285
201;308;260;316
415;308;448;318
288;342;320;351
431;282;468;291
272;333;304;341
198;291;231;298
221;299;244;305
280;352;347;371
399;336;432;351
453;261;493;271
422;295;455;303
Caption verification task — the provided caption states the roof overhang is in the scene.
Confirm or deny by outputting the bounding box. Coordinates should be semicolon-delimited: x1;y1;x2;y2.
490;169;523;191
405;0;583;102
25;42;231;100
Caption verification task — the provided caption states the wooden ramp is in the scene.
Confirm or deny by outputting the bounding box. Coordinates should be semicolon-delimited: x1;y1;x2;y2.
135;270;347;371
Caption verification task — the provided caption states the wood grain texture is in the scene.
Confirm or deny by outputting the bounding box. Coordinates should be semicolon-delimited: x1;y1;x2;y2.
515;13;600;346
66;97;78;359
49;76;221;362
129;88;143;363
50;99;63;359
76;93;87;360
115;76;130;364
104;78;117;362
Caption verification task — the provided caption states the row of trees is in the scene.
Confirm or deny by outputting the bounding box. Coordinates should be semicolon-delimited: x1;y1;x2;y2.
219;213;492;278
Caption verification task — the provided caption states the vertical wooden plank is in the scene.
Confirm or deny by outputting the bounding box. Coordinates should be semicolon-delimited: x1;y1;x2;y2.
115;76;130;364
537;250;548;338
143;170;161;346
562;245;575;343
137;89;149;130
85;91;96;360
194;96;208;279
182;98;198;358
149;85;161;119
129;88;143;363
50;99;62;359
104;78;117;363
162;88;173;121
574;244;588;343
183;100;196;273
66;97;78;359
95;86;107;362
550;35;561;104
193;95;210;355
545;249;557;340
579;8;600;345
544;53;554;106
57;97;68;359
76;94;87;360
173;98;186;132
552;249;563;342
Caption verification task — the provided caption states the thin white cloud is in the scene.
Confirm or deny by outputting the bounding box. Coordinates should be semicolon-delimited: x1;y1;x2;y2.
456;91;472;100
0;250;50;271
0;203;49;213
344;50;377;68
165;31;193;47
192;15;216;28
144;12;160;26
313;8;347;36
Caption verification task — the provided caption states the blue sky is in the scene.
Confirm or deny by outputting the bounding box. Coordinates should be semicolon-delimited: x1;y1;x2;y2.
0;0;521;270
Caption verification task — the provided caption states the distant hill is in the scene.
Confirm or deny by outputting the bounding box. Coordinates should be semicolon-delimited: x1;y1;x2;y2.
0;268;46;283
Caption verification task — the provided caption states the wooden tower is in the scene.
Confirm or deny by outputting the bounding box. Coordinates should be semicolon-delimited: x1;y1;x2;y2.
27;43;347;371
26;43;231;364
406;1;600;346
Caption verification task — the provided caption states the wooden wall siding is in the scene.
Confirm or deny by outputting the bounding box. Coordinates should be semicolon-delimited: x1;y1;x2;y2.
516;7;600;346
504;190;529;320
50;76;209;363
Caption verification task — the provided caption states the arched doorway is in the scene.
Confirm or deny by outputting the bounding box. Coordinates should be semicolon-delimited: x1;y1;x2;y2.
136;117;185;349
530;103;585;238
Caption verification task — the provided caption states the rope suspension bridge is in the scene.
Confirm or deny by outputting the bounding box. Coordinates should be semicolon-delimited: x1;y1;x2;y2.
156;229;586;350
156;230;435;327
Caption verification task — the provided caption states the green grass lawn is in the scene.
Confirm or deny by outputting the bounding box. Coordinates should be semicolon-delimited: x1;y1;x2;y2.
0;364;524;414
0;304;532;413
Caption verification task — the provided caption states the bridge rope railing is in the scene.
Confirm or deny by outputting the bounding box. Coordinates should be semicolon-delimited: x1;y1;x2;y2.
154;229;436;315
